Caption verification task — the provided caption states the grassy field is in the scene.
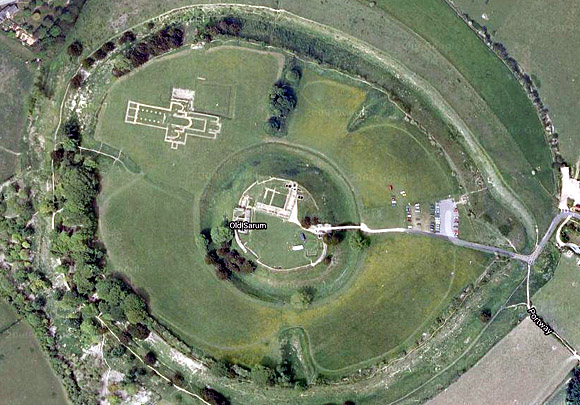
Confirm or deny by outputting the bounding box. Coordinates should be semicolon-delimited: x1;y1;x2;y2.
0;302;69;405
360;0;552;173
452;0;580;164
242;212;323;269
68;0;557;242
534;255;580;349
101;172;488;369
95;45;280;192
428;318;574;405
94;45;490;371
288;67;458;228
0;40;35;181
0;300;18;332
303;234;488;370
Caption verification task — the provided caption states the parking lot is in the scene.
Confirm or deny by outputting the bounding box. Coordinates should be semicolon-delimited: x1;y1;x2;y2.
403;198;459;237
436;198;459;238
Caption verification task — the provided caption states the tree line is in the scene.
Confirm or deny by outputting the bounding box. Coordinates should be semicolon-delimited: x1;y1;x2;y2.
69;23;185;89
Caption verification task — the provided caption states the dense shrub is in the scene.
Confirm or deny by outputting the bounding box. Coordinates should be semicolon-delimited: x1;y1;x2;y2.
119;30;137;44
67;40;83;57
81;57;95;69
70;73;84;89
201;388;231;405
125;24;185;69
568;367;580;404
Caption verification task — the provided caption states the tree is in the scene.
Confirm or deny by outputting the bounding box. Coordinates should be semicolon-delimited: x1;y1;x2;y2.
195;233;210;252
300;216;312;228
285;66;301;85
80;317;100;344
36;25;48;39
348;231;370;251
126;42;150;67
112;55;132;77
264;116;283;135
201;388;230;405
61;10;76;24
48;25;61;38
127;323;150;340
251;364;275;386
269;82;297;117
70;73;84;89
102;41;116;52
172;372;185;386
290;287;315;309
215;265;231;281
239;260;257;274
322;231;344;246
143;351;157;366
108;345;126;358
568;367;580;404
81;57;95;69
93;48;107;60
119;30;136;44
119;331;131;345
211;225;233;245
121;293;147;325
479;308;492;323
67;40;83;57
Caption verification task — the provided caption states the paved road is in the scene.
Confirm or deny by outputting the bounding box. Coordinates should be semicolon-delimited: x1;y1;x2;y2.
314;212;580;265
527;212;580;263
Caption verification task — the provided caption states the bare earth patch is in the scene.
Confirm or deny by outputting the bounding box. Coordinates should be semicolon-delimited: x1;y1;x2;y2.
428;318;574;405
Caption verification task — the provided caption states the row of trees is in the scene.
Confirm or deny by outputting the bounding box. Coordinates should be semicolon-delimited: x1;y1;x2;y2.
69;39;116;88
202;16;244;41
123;24;185;71
70;23;184;89
265;79;299;136
460;13;563;169
300;215;370;251
300;215;320;229
218;15;415;117
32;116;160;401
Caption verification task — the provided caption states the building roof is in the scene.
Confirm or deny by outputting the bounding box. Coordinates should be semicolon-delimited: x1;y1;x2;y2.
559;166;580;210
0;3;18;20
0;0;18;6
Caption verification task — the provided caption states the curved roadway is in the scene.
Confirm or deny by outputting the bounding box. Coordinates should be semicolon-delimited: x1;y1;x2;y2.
312;212;580;265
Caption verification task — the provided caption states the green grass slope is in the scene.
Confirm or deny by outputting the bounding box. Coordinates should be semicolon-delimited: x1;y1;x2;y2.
0;41;34;181
452;0;580;164
0;302;69;405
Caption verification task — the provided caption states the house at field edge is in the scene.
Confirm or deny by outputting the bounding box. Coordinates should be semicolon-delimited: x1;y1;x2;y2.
0;3;18;23
0;1;37;46
0;0;18;7
559;166;580;211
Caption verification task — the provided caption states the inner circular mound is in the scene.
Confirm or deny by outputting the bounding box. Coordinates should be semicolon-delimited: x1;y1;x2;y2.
233;178;326;271
199;142;360;303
